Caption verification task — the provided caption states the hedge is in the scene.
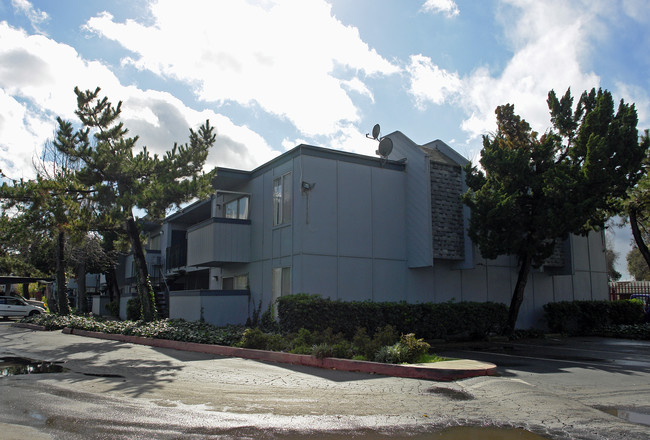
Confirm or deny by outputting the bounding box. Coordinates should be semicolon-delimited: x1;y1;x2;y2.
543;300;645;334
277;294;508;340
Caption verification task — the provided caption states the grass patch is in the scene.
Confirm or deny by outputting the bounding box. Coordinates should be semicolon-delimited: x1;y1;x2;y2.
414;353;451;364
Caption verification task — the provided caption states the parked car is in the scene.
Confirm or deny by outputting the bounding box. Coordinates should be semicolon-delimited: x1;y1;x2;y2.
0;296;46;319
17;295;46;309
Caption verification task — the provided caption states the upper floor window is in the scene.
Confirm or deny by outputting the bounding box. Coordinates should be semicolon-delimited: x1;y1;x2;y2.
148;233;161;251
225;196;250;220
273;173;291;226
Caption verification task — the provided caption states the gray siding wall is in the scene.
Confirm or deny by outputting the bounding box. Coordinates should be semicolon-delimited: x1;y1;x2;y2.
291;154;407;301
387;132;433;268
191;141;609;329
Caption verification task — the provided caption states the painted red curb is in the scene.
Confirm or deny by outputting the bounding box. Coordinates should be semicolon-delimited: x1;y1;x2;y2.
61;327;496;381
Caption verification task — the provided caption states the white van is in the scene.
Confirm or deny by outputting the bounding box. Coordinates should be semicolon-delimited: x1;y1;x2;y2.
0;296;46;319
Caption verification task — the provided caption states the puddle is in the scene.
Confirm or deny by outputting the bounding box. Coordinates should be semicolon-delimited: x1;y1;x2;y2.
426;387;474;401
0;356;67;376
430;426;548;440
430;427;549;439
83;372;125;378
230;427;549;439
602;408;650;427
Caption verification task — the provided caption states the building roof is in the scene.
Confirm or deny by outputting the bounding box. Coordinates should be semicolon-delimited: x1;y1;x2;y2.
212;143;406;191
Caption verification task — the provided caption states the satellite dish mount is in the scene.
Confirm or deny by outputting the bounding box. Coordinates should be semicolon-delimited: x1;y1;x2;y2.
366;123;393;166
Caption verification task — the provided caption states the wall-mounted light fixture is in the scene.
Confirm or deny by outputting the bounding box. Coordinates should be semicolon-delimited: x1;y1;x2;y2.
301;181;316;192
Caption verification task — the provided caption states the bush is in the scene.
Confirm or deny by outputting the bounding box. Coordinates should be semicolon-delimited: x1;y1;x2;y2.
126;297;141;321
277;294;508;340
374;333;430;364
544;300;645;334
105;301;120;318
236;328;286;351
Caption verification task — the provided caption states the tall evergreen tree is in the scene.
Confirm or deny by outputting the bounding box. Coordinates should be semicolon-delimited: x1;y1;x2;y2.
55;87;217;321
627;245;650;281
0;160;88;315
623;129;650;272
463;88;647;332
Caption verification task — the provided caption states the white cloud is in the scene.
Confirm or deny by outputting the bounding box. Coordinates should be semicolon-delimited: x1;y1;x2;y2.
421;0;460;18
0;89;52;180
463;1;604;138
622;0;650;23
83;0;400;137
408;1;603;141
11;0;49;33
0;21;280;179
615;82;650;131
407;54;462;109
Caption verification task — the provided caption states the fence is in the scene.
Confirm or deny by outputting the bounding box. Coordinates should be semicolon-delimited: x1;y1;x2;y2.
609;281;650;300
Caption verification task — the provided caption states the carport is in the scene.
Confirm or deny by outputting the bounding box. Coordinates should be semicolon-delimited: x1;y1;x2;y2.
0;276;54;299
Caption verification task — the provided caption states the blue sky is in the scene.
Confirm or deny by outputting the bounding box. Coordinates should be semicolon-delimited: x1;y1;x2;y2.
1;0;649;278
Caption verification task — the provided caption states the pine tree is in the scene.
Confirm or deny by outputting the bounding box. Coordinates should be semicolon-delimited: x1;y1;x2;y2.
55;87;217;321
0;140;88;315
463;88;647;333
623;130;650;273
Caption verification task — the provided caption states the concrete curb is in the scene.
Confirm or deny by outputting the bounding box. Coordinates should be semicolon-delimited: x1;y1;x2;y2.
59;327;496;381
12;322;48;331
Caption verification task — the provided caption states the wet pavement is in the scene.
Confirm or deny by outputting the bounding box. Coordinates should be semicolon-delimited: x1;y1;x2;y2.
1;323;649;439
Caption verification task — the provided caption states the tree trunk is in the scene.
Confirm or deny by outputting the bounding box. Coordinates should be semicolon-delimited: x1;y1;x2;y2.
105;267;120;303
629;207;650;271
125;215;157;321
56;230;70;315
76;261;88;313
506;252;533;334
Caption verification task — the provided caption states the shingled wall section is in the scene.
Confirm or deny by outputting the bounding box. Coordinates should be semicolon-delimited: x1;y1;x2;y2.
430;160;465;260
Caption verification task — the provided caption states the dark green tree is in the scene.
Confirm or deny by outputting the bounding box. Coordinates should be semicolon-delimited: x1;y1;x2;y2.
55;87;217;321
463;88;647;333
0;166;88;315
0;211;55;277
606;248;622;282
627;244;650;281
623;129;650;272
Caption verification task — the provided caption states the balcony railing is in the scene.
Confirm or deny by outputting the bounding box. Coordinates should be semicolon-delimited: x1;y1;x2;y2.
166;243;187;270
186;217;251;267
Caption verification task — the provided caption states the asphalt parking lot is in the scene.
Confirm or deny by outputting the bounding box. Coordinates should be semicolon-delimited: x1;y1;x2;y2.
434;336;650;376
1;323;650;439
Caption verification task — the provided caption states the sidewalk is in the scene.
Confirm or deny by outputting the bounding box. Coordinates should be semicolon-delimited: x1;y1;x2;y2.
14;322;497;381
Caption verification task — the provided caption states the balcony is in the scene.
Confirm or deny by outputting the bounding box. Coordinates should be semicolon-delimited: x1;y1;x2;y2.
166;244;187;271
186;217;251;267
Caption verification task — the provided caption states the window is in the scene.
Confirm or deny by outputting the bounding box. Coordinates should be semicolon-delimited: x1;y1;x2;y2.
225;196;250;220
222;274;249;290
149;233;161;251
273;173;291;226
272;267;291;304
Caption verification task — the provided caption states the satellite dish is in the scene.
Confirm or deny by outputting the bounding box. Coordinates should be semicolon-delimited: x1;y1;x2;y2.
371;124;381;140
376;137;393;158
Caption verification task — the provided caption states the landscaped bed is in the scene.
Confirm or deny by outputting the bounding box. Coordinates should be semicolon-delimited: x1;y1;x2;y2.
19;313;442;365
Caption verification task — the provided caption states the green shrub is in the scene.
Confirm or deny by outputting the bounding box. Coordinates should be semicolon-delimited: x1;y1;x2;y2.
399;333;431;362
277;294;508;340
600;323;650;339
544;300;645;334
126;297;141;321
259;303;280;333
374;333;430;364
236;327;286;351
312;343;334;359
105;301;120;318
